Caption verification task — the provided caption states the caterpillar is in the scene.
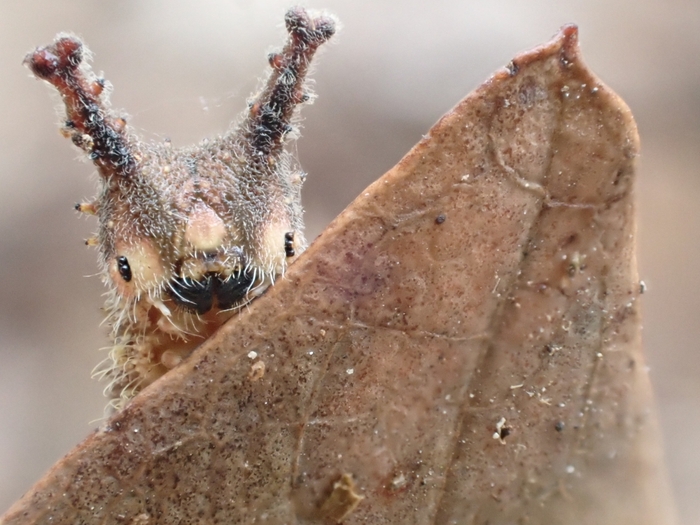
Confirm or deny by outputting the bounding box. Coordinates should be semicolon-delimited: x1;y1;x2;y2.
24;7;335;411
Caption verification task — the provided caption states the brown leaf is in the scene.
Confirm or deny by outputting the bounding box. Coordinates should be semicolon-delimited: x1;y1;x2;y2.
1;25;674;525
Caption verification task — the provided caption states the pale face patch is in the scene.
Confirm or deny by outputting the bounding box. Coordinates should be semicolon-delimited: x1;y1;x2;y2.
184;204;227;252
108;239;167;298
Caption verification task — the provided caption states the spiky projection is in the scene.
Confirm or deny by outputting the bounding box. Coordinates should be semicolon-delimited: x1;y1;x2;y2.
25;7;335;410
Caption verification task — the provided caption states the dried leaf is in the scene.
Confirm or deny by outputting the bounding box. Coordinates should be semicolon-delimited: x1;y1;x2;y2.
1;25;674;525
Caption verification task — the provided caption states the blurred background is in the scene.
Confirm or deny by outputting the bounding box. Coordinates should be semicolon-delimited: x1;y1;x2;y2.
0;0;697;522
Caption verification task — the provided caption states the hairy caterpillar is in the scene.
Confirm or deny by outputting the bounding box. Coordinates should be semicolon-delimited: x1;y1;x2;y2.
25;7;335;410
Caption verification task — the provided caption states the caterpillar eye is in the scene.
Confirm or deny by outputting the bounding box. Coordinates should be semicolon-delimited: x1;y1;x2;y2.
116;256;132;282
284;231;295;257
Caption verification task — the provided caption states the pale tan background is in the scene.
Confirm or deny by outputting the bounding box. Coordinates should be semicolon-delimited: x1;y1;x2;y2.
0;0;697;523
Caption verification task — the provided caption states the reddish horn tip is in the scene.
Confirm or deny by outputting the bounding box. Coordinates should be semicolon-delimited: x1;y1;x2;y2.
25;36;83;80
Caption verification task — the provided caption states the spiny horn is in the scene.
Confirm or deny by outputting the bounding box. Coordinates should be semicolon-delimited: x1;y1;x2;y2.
235;7;336;161
24;35;137;179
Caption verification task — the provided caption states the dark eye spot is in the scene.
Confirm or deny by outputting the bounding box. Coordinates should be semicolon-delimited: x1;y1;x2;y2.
284;231;295;257
116;256;132;282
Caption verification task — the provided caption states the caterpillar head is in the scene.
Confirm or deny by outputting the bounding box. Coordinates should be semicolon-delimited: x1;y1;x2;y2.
25;8;335;409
